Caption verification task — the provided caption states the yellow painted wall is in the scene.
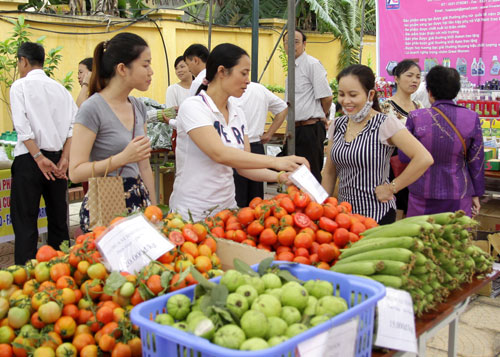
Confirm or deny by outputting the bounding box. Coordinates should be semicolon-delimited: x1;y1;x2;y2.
0;6;377;132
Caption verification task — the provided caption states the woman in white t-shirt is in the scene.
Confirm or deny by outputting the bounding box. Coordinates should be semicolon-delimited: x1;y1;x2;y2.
165;56;192;108
169;43;309;221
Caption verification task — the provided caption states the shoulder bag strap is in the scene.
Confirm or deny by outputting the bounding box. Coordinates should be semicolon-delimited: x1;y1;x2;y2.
432;107;467;157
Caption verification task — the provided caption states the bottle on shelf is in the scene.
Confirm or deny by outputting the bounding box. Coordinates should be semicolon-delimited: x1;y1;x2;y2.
471;58;478;76
491;56;500;76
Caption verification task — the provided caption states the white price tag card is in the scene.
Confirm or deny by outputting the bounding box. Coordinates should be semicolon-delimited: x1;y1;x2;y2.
289;164;329;203
96;214;175;274
297;318;358;357
375;287;417;354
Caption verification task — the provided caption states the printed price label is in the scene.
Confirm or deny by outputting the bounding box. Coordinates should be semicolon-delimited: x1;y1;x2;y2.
96;214;175;274
375;287;417;354
289;164;329;203
297;318;358;357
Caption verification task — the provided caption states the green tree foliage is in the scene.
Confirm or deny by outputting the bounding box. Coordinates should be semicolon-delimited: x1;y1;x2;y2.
0;16;74;119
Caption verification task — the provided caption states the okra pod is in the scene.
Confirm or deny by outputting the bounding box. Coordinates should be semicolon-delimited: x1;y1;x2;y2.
339;237;416;259
330;261;384;275
336;248;415;265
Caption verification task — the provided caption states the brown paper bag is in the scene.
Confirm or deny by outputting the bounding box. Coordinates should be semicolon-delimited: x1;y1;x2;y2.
88;159;126;229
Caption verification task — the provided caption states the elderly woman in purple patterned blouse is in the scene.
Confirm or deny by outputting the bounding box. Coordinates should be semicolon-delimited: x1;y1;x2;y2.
399;66;485;217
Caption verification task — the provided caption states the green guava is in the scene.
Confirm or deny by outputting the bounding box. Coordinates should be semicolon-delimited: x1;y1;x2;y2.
261;273;282;289
240;337;269;350
310;280;334;299
213;324;246;350
303;296;318;316
266;316;288;339
280;306;302;326
246;276;266;294
226;293;249;319
220;270;246;292
286;323;308;338
186;310;205;324
188;316;215;340
266;288;283;300
154;313;174;326
303;280;316;295
268;335;288;347
315;296;348;318
172;321;188;331
280;282;308;311
310;315;330;327
167;294;191;321
251;294;282;318
236;284;259;305
240;310;269;338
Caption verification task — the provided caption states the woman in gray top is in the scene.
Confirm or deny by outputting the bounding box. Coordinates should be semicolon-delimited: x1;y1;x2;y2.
69;32;155;232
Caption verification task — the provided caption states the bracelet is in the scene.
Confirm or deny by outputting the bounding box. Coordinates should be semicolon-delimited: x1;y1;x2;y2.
390;179;397;194
82;82;89;87
277;170;286;184
32;151;42;160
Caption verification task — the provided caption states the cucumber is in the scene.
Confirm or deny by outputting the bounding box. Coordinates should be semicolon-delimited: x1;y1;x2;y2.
335;248;415;265
355;260;408;276
361;223;422;239
339;237;416;259
330;261;384;276
369;275;403;288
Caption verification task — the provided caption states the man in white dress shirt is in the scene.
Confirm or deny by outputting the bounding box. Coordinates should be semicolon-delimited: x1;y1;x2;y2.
184;44;209;97
282;29;333;182
10;42;77;264
232;82;288;207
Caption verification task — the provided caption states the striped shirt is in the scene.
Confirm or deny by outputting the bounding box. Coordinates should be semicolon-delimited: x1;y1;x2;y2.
331;113;396;222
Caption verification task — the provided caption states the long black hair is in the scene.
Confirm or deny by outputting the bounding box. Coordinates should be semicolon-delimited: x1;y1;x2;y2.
336;64;381;112
195;43;248;95
89;32;148;96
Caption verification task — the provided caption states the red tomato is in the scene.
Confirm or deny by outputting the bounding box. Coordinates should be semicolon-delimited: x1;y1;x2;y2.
318;217;339;232
277;226;296;246
249;197;263;209
182;227;199;243
333;228;350;248
323;203;338;220
247;220;265;237
259;228;278;246
293;213;312;228
304;202;324;220
168;231;185;246
293;192;311;208
279;197;296;213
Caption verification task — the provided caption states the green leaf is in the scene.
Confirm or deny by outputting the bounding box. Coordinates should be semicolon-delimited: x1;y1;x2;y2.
277;269;304;284
189;266;216;290
175;268;191;286
258;257;275;276
200;295;213;317
59;240;70;254
157;204;170;218
103;272;127;296
212;306;235;324
194;284;208;300
160;270;173;289
138;282;155;301
211;284;228;308
233;258;259;277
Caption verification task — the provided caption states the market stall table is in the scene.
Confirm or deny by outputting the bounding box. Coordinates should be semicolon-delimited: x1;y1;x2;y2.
150;149;173;204
373;270;500;357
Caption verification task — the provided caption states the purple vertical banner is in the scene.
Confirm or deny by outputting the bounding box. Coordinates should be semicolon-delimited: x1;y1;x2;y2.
377;0;500;86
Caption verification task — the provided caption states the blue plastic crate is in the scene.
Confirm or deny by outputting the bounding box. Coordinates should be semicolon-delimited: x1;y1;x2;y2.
130;262;385;357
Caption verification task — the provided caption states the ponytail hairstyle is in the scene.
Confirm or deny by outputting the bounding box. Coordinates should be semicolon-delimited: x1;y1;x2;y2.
195;43;248;95
336;64;381;112
89;32;148;96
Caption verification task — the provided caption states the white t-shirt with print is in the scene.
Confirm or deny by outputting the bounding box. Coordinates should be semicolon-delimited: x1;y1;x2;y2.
169;90;248;221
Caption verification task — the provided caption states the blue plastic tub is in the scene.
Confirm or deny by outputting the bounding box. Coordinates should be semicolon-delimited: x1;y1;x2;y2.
130;262;385;357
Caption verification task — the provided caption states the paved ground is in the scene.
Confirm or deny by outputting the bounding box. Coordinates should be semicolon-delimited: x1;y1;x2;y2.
1;201;498;356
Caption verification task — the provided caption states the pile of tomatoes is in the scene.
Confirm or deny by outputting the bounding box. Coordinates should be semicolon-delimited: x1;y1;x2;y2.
204;187;378;269
0;206;222;357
